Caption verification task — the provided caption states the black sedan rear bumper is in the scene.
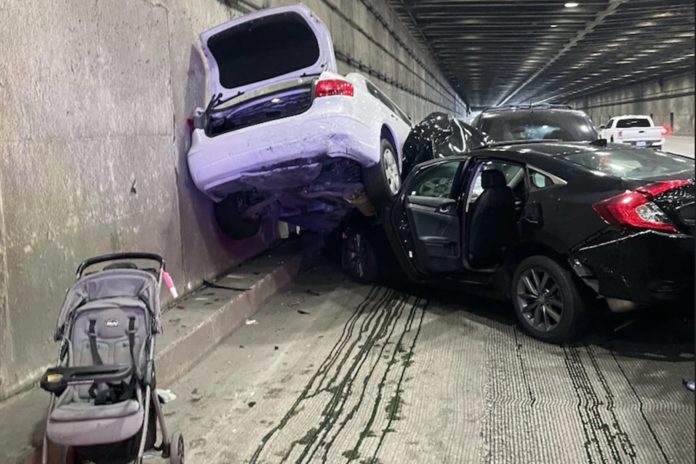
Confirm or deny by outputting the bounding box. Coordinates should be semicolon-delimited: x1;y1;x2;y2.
574;230;693;304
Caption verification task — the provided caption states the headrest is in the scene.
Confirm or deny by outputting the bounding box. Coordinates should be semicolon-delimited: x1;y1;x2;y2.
481;169;506;189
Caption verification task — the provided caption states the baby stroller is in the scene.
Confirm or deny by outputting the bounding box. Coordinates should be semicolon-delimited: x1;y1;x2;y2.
40;253;184;464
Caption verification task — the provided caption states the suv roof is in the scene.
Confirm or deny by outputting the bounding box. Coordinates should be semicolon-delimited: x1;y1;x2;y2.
479;103;575;113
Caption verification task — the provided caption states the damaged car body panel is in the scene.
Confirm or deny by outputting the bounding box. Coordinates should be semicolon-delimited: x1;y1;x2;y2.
572;178;695;304
574;230;693;304
188;4;412;237
401;112;489;177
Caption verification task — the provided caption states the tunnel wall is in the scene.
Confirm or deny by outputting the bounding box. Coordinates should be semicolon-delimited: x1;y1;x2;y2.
568;72;695;135
0;0;465;399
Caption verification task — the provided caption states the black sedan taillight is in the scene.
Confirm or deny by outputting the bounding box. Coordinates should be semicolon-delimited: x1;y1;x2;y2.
592;180;693;233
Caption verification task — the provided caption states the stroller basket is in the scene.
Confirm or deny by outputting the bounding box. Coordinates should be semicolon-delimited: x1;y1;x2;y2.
41;252;184;464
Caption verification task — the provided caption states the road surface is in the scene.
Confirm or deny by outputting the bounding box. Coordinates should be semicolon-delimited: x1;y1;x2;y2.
165;262;694;464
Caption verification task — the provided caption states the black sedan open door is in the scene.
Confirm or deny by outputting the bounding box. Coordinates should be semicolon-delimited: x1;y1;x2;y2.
401;159;466;273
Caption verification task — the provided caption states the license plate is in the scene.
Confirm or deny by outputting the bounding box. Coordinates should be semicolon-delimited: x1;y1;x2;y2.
636;141;647;147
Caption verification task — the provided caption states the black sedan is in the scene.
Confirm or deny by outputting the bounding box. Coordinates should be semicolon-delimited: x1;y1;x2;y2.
341;141;694;343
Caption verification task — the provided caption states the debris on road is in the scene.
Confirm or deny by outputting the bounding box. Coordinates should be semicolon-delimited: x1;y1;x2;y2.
297;309;310;315
203;279;250;291
245;319;258;325
684;379;695;392
283;298;304;308
157;389;177;404
190;388;203;403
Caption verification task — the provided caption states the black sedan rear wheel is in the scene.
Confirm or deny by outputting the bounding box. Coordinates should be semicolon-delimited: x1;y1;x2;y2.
512;255;588;343
341;226;379;284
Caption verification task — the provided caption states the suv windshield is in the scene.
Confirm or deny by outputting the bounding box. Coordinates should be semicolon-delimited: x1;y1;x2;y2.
477;111;597;143
561;148;693;180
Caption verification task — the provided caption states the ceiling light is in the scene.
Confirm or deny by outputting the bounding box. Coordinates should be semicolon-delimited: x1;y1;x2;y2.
564;2;579;7
550;24;558;28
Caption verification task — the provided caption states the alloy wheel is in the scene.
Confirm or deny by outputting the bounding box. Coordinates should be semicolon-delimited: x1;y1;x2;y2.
516;267;564;332
383;148;401;194
346;231;367;278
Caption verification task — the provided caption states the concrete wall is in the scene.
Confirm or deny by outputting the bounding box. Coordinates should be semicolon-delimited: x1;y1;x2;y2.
568;72;695;135
263;0;467;119
0;0;464;400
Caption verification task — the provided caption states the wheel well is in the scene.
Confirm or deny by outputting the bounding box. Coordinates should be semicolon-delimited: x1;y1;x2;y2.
504;242;568;275
499;242;571;300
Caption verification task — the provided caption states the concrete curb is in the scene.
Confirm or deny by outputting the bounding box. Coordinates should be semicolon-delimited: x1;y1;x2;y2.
18;240;318;464
155;248;308;388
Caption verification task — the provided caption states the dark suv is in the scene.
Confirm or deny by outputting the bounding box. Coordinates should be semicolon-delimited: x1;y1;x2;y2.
471;104;598;143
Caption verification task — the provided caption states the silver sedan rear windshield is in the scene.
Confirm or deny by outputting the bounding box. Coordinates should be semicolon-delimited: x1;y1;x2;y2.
561;148;693;180
478;111;597;142
207;12;320;90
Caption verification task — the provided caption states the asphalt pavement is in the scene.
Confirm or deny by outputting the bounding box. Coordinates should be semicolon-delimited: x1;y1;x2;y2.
663;135;694;158
165;261;694;464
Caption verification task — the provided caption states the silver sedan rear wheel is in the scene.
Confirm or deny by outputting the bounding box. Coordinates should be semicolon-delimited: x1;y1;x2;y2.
383;146;401;195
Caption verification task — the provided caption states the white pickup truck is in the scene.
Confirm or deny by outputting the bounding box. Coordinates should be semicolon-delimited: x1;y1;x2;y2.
598;115;666;149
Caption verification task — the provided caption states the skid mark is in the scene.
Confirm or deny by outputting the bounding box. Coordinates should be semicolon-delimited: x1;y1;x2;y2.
247;287;427;464
609;350;670;464
563;345;637;463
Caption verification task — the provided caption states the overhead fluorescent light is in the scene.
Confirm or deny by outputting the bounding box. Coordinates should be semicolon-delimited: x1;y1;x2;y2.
550;24;558;28
564;2;579;7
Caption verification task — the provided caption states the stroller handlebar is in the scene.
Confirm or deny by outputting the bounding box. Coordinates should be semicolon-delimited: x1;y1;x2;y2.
76;252;165;278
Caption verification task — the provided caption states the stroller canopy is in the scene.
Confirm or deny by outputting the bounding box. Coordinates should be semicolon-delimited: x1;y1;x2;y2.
55;269;161;340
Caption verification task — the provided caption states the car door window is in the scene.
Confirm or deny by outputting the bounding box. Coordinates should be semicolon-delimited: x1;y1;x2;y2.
408;161;461;198
467;160;526;208
528;168;566;190
605;119;613;129
529;169;553;189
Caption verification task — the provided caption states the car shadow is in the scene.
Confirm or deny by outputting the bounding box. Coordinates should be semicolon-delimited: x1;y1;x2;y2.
585;303;694;362
322;232;693;361
386;273;693;362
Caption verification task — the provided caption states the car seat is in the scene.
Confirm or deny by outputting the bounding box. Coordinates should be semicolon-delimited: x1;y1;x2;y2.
467;169;516;268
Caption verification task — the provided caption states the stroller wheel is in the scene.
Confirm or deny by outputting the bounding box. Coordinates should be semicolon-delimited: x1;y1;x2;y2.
169;432;184;464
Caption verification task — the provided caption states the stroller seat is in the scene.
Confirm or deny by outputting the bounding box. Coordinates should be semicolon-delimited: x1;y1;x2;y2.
48;395;144;447
46;296;149;447
50;396;141;422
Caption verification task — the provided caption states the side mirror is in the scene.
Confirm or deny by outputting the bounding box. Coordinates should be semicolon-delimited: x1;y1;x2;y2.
599;125;606;129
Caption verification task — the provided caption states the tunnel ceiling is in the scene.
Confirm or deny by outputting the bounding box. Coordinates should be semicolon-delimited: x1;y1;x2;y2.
389;0;695;109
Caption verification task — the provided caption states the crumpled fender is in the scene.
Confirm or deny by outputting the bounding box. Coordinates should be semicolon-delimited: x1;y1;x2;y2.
571;230;693;302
